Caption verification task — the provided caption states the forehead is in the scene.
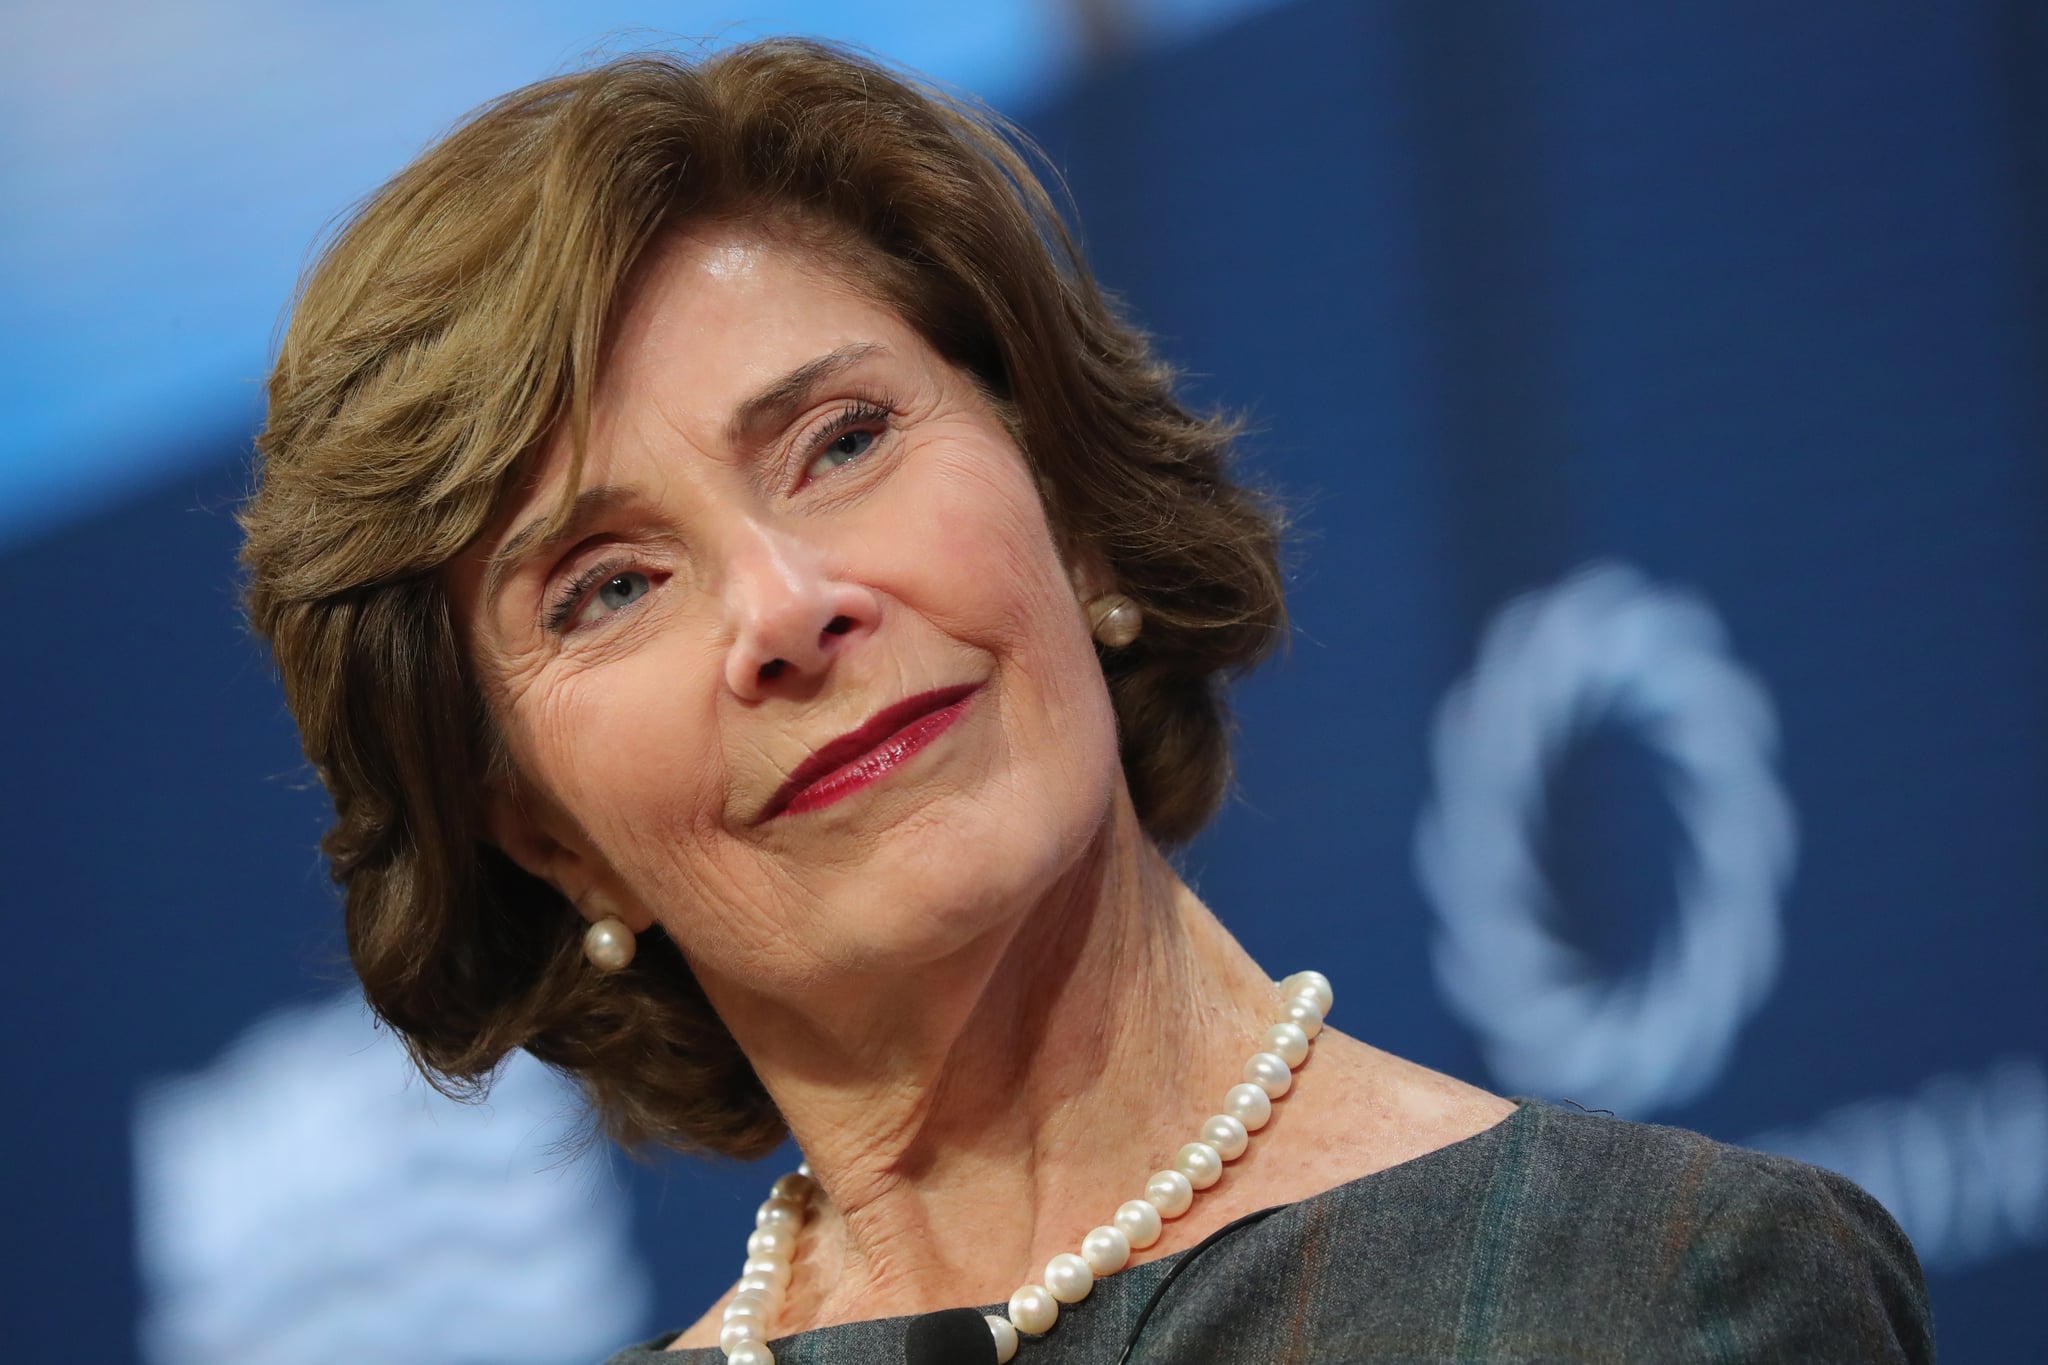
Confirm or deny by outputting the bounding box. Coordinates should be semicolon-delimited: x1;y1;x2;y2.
515;224;926;504
602;224;911;421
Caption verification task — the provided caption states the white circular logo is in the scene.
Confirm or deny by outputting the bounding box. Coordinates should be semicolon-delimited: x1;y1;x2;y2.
1415;562;1796;1115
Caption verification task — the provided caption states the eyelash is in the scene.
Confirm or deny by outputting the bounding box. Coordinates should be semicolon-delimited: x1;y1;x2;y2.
798;396;893;484
544;555;634;633
540;395;897;635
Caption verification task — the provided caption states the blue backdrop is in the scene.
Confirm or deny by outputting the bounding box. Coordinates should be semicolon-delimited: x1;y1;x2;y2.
4;2;2041;1360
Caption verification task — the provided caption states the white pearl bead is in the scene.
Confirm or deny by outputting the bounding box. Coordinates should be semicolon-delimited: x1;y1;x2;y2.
1008;1284;1058;1335
582;917;636;971
1114;1198;1164;1249
726;1343;774;1365
729;1293;774;1326
797;1160;812;1177
1280;994;1325;1038
1245;1051;1293;1098
755;1198;803;1232
1280;970;1333;1015
736;1272;779;1298
770;1172;816;1203
720;1318;765;1351
1201;1113;1249;1160
1224;1081;1273;1130
1145;1168;1194;1218
724;1301;767;1328
742;1257;791;1289
1080;1224;1131;1275
1175;1141;1224;1189
1044;1252;1094;1304
985;1314;1019;1363
1263;1021;1311;1068
746;1227;795;1261
1091;594;1143;647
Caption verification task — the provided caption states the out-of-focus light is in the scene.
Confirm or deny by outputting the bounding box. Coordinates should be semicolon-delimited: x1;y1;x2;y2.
0;0;1288;549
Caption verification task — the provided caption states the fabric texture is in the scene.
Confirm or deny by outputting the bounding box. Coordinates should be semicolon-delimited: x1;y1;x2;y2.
604;1098;1937;1363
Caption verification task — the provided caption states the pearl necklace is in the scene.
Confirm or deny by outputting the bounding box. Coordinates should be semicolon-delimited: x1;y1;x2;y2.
712;971;1335;1364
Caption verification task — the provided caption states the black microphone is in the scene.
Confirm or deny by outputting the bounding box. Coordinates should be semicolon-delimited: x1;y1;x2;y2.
903;1307;999;1365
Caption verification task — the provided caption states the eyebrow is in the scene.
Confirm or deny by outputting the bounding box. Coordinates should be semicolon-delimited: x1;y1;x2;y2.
724;341;887;450
482;342;890;617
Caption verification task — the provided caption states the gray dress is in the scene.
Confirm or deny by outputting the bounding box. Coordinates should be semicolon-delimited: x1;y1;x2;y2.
603;1098;1936;1363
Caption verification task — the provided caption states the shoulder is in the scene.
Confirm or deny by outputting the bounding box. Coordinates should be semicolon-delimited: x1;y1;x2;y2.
1504;1097;1921;1260
1126;1096;1937;1364
1493;1101;1938;1362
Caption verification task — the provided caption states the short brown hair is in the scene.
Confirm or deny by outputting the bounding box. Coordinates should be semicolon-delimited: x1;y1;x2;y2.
241;38;1285;1158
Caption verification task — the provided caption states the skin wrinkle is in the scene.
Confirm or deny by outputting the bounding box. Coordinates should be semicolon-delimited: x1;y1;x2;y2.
445;226;1514;1345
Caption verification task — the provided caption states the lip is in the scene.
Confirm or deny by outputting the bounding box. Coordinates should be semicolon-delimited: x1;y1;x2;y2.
756;683;980;823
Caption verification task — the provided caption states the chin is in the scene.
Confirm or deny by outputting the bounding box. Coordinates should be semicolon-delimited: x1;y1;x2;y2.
825;761;1119;974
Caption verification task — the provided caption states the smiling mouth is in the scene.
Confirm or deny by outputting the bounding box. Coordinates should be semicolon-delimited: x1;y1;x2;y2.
756;683;980;822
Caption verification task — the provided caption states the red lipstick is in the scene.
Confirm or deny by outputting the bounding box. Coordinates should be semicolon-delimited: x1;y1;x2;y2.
758;684;978;822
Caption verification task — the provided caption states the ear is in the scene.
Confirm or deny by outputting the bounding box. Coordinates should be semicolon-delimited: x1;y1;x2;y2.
1064;543;1115;605
482;781;655;932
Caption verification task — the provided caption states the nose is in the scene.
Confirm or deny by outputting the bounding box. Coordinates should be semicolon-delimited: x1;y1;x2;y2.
721;520;879;700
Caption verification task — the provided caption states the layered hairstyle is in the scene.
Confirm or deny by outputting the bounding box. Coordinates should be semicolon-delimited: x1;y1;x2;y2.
241;38;1286;1158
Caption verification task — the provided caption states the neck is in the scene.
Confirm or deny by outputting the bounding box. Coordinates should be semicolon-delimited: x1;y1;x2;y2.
708;791;1283;1325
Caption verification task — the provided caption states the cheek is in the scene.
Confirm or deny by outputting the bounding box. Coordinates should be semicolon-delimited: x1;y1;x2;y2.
903;453;1123;790
902;450;1069;632
509;647;837;961
512;648;732;865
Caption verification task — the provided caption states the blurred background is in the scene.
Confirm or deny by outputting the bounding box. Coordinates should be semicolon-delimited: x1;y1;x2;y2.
3;0;2042;1359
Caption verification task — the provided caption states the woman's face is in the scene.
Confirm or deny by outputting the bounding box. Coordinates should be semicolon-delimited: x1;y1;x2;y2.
452;226;1124;998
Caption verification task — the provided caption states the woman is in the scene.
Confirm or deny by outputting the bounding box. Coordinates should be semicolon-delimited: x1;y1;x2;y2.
240;39;1934;1364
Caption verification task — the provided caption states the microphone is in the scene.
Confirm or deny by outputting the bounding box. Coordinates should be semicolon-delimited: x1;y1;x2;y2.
903;1307;999;1365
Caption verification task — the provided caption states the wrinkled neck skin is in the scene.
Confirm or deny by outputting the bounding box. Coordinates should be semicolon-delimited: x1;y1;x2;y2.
696;787;1285;1329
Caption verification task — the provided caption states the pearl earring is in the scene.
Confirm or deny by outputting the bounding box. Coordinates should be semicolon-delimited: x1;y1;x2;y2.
582;916;637;972
1087;593;1142;648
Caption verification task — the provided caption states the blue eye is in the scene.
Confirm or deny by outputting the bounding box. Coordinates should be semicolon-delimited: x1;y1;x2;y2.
800;400;891;484
595;571;650;612
543;561;658;633
810;427;874;475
